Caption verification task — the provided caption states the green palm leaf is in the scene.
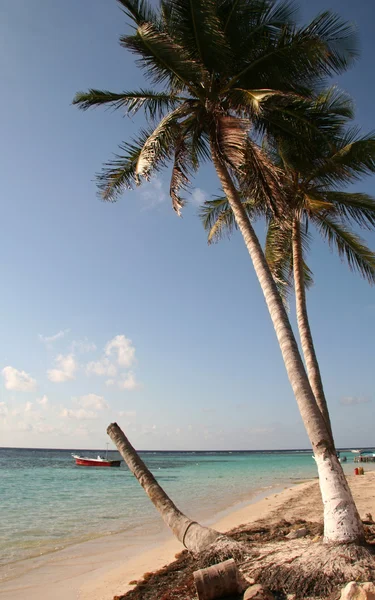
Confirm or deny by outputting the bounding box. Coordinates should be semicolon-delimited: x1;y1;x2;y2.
135;104;190;179
169;137;190;216
117;0;158;26
226;11;358;94
314;214;375;283
324;192;375;230
164;0;231;72
310;130;375;186
265;218;313;301
121;23;208;94
96;128;152;201
200;195;262;244
72;89;183;119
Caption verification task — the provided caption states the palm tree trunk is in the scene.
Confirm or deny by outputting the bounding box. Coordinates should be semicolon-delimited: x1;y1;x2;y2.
107;422;221;552
292;218;334;444
210;142;364;544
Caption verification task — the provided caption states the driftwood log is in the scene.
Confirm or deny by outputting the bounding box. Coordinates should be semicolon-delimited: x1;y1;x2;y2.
193;558;241;600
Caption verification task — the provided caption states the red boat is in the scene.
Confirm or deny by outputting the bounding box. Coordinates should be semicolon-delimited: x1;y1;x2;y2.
72;453;121;467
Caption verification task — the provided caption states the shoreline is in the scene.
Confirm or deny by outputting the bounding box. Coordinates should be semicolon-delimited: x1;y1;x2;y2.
1;468;374;600
0;480;305;600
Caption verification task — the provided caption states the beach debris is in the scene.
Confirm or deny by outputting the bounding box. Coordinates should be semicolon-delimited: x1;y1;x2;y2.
365;513;373;523
285;527;308;539
340;582;375;600
107;422;230;554
243;584;274;600
193;558;242;600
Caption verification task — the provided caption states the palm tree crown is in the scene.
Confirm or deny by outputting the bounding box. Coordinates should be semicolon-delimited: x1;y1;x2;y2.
200;100;375;295
73;0;358;217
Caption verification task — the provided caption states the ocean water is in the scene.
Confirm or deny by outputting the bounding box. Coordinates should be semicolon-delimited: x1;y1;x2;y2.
0;448;356;577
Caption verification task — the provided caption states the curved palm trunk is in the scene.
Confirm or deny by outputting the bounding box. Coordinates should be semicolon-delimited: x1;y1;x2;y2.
292;218;334;445
107;422;221;552
210;143;363;544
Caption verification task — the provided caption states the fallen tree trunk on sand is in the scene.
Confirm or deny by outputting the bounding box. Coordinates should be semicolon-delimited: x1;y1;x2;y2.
107;422;224;554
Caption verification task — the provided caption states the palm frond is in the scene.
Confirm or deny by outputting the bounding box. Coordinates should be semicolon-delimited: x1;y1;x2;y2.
301;11;359;74
169;137;190;216
163;0;231;72
190;126;210;167
216;114;250;166
72;89;183;119
135;104;190;179
314;214;375;283
117;0;158;26
121;23;207;94
199;196;236;244
323;192;375;230
255;87;353;152
310;130;375;186
266;217;314;302
226;11;357;94
96;128;153;201
220;0;298;62
265;218;294;301
200;194;262;244
240;139;285;216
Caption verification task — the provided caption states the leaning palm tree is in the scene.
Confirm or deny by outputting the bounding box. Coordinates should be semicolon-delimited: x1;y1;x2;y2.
107;422;228;553
74;0;364;544
201;121;375;450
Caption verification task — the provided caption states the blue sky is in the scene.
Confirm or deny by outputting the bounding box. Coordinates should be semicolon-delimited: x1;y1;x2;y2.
1;0;375;450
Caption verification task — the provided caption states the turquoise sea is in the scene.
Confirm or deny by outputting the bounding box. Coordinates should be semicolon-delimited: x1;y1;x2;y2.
0;447;358;581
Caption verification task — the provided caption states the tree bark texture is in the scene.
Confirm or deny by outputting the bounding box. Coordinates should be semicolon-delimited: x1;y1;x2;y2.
210;142;364;544
107;422;221;552
292;218;334;444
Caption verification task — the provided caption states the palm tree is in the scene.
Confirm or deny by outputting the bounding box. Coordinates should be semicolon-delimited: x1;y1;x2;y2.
107;422;223;552
74;0;364;543
201;118;375;451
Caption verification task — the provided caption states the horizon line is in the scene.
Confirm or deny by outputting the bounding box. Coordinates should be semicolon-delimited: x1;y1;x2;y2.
1;445;372;452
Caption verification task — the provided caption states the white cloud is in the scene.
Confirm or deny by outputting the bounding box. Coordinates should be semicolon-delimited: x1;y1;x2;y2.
37;395;48;406
105;335;135;368
16;421;33;432
60;408;98;420
249;427;275;435
77;393;108;410
105;378;115;387
118;409;136;418
190;188;206;206
118;372;139;390
35;422;56;434
140;177;167;210
48;354;77;383
2;366;37;392
25;401;33;412
86;358;117;377
0;402;8;416
340;396;370;406
71;338;97;354
39;329;70;344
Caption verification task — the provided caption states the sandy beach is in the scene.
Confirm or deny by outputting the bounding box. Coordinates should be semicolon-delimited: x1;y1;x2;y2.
1;468;375;600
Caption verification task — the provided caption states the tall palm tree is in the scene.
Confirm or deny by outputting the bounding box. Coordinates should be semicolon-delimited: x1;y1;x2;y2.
201;120;375;450
73;0;364;543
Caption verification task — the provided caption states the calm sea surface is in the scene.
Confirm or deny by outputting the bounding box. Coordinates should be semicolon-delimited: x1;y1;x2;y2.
0;447;357;575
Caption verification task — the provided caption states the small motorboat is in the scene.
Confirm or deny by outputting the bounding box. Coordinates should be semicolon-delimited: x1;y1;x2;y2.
72;445;121;467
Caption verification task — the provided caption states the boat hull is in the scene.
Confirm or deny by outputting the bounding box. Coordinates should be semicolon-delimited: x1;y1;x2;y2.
73;457;121;467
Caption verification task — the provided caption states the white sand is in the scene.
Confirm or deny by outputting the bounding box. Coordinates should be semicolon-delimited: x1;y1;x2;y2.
1;470;374;600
